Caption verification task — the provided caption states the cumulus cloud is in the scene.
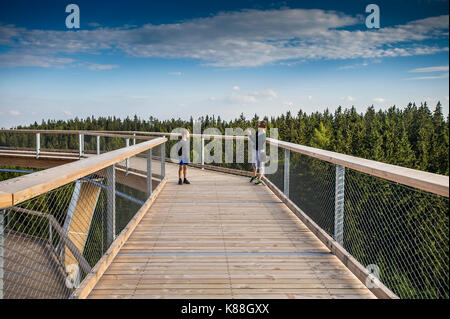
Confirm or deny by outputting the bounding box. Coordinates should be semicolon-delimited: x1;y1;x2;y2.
373;97;385;103
0;9;448;68
307;95;313;101
233;85;240;91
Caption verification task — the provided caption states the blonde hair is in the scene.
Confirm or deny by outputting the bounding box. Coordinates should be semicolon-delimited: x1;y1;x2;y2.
181;129;190;140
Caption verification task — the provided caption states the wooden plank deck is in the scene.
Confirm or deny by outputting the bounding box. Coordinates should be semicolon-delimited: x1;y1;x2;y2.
88;163;375;299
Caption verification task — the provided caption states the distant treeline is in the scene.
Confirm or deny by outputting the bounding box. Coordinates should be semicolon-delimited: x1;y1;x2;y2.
8;101;450;175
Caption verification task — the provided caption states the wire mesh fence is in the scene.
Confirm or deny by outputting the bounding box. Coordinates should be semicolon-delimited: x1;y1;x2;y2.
268;145;449;299
0;144;164;299
343;169;449;299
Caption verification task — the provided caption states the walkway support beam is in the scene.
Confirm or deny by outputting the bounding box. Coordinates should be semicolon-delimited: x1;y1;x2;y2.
334;164;345;245
106;165;116;246
284;149;290;197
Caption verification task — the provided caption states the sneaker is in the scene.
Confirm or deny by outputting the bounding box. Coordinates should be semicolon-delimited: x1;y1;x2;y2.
249;176;257;183
254;179;266;186
183;178;191;184
178;178;183;185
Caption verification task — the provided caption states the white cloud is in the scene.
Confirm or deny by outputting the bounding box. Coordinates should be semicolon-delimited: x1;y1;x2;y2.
233;85;240;91
0;53;73;68
209;96;216;101
373;97;385;103
341;96;356;102
63;110;73;116
0;10;448;68
307;95;313;101
168;72;182;75
408;73;449;80
409;65;449;72
226;88;278;104
9;110;20;116
85;63;118;71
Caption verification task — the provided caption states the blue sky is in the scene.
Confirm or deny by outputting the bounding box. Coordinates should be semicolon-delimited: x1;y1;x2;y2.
0;0;448;128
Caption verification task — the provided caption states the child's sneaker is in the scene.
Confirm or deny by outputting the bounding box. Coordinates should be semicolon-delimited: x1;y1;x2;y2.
178;178;183;185
249;176;257;183
254;179;265;186
183;178;191;184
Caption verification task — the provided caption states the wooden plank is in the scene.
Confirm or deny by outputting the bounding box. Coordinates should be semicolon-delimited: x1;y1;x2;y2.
83;165;378;300
262;175;398;299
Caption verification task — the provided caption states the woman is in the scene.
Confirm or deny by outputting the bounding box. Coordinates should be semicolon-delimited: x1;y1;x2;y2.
177;129;191;185
247;121;267;185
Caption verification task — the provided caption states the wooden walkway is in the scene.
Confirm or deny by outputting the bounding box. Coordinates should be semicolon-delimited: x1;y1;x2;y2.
88;163;375;299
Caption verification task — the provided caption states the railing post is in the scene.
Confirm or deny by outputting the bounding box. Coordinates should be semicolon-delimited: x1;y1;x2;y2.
96;135;100;155
0;209;4;299
133;133;136;145
284;149;290;197
125;139;130;175
106;165;116;246
147;149;152;197
201;136;205;169
36;133;40;159
78;134;83;159
334;165;345;245
161;140;165;179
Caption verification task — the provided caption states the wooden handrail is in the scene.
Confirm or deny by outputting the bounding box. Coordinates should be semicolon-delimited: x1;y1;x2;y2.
0;137;167;208
267;138;449;198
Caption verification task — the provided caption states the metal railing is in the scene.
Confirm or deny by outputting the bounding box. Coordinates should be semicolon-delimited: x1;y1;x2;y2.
0;134;167;298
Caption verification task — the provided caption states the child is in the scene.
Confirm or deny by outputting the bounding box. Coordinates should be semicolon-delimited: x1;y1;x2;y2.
247;121;267;185
177;129;191;185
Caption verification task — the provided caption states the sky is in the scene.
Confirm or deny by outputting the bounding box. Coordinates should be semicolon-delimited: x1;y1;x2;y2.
0;0;448;128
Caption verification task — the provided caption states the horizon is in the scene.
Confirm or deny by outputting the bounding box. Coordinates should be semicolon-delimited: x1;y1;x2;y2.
0;0;449;128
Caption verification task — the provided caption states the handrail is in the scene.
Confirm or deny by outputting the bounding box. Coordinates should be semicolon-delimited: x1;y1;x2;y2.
7;206;92;275
0;137;167;208
1;129;448;197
